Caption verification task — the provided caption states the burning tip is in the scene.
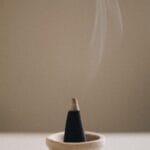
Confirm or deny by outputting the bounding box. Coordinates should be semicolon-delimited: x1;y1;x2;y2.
71;97;80;111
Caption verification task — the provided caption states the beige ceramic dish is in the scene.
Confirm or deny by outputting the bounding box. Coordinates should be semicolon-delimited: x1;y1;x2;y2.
46;131;105;150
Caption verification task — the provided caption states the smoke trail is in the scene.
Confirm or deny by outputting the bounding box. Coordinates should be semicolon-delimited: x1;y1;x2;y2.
79;0;123;99
89;0;123;79
64;0;123;99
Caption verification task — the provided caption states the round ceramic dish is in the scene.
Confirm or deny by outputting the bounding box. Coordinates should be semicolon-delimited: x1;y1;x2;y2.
46;131;105;150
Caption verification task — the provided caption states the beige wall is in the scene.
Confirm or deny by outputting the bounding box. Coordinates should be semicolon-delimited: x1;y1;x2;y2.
0;0;150;132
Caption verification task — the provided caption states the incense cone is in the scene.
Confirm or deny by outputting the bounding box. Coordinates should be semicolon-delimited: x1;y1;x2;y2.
64;98;86;142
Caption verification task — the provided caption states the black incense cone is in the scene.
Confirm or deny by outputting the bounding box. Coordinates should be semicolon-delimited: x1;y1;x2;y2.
64;98;86;142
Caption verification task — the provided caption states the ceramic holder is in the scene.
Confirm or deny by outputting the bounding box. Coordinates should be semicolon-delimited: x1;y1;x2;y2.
46;131;105;150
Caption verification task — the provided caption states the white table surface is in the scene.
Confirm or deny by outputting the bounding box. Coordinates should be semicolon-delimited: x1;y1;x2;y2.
0;133;150;150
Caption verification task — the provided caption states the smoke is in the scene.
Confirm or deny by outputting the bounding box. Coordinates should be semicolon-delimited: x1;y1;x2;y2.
79;0;123;98
88;0;123;80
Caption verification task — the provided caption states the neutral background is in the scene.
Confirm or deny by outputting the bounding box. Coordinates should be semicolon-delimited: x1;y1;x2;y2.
0;0;150;132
